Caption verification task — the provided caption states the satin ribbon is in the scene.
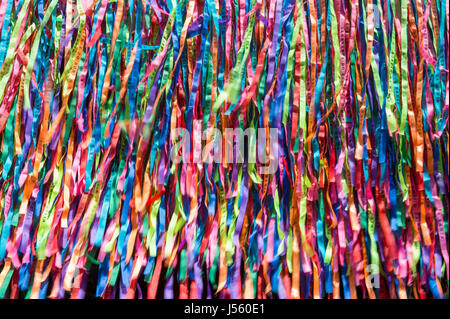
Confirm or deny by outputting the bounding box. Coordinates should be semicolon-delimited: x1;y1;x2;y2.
0;0;448;300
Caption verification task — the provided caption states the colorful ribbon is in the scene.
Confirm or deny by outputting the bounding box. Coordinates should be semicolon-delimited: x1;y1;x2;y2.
0;0;448;299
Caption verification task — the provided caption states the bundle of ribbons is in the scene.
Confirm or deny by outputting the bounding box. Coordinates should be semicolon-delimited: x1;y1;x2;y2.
0;0;448;299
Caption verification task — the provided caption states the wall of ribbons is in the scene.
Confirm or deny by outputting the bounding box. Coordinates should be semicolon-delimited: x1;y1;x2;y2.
0;0;448;299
